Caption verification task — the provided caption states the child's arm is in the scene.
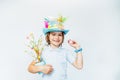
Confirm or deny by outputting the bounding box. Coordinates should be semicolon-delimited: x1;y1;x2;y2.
28;60;53;74
68;40;83;70
72;51;83;70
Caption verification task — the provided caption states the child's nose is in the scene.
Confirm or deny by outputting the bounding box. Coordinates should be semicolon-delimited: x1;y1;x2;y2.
54;35;59;39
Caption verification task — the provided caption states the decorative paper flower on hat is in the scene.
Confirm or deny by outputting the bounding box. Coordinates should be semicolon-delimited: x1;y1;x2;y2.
43;16;69;35
44;16;67;29
25;32;44;62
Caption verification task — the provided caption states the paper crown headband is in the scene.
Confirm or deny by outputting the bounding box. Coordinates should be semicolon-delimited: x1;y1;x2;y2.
43;16;69;35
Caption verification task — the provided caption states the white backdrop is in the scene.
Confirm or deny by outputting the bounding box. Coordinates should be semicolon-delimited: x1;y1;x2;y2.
0;0;120;80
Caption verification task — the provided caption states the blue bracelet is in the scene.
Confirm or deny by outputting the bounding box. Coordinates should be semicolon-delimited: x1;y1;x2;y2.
74;48;82;53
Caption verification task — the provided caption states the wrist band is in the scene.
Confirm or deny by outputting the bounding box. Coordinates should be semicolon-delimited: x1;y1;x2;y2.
74;48;82;53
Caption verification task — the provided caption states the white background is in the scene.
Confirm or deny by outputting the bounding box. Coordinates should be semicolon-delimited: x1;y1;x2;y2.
0;0;120;80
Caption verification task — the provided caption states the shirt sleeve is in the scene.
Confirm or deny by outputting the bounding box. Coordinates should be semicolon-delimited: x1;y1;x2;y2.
65;49;76;64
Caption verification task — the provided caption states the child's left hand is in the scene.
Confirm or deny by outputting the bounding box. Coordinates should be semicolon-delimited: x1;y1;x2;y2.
68;39;80;49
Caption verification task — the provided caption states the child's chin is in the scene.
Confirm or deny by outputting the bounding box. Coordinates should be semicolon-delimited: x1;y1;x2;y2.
53;43;61;46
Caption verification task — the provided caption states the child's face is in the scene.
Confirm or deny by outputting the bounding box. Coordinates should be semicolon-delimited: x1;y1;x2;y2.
49;32;64;47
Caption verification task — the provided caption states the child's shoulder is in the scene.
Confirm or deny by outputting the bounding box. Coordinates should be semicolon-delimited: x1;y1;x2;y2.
42;45;49;50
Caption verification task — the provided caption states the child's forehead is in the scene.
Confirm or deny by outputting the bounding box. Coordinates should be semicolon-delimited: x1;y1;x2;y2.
50;32;63;34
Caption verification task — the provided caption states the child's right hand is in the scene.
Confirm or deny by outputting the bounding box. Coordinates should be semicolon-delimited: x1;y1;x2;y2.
41;64;53;74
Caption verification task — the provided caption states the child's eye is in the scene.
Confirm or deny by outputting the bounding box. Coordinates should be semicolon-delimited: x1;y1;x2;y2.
58;34;62;36
51;33;56;36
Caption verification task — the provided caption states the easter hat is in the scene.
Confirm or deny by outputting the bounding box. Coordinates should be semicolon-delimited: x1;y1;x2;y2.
43;16;69;35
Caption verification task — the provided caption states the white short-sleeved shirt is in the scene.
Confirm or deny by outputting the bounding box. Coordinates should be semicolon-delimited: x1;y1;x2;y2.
41;46;75;80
